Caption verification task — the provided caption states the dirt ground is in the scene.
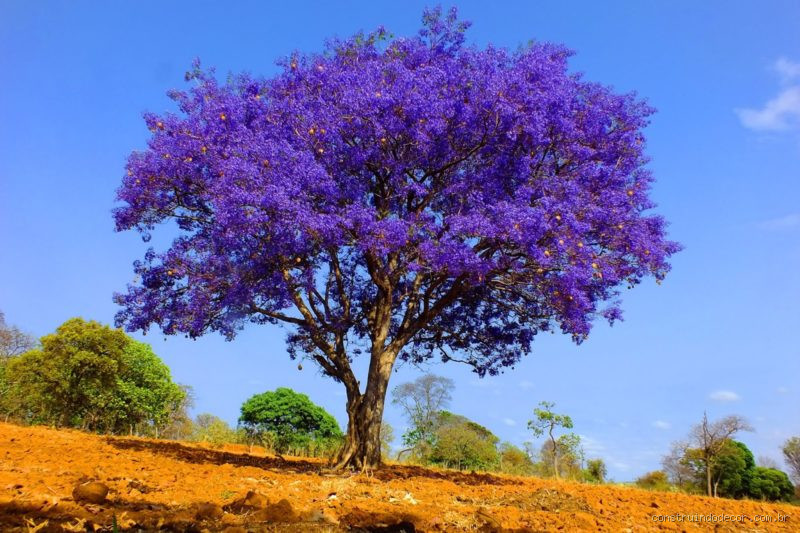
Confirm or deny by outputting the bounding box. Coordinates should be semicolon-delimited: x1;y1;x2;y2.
0;422;797;532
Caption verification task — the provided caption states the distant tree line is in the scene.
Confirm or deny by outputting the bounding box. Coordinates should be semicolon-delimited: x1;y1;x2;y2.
390;374;607;482
634;413;796;502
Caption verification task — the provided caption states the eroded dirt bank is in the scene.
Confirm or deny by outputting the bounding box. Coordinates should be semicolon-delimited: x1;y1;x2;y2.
0;422;797;531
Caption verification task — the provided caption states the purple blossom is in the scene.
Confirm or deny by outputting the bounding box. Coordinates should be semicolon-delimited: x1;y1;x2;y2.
114;9;679;379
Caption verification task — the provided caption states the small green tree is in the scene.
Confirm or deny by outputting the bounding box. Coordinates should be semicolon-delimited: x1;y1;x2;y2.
192;413;238;448
636;470;672;491
748;467;795;502
428;412;499;471
584;458;607;483
498;442;535;476
239;387;342;456
110;341;187;436
528;401;574;479
713;441;755;498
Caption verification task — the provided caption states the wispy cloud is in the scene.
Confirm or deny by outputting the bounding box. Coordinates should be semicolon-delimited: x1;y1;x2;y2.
709;390;740;402
736;58;800;132
652;420;671;430
503;417;516;426
775;57;800;84
519;380;535;390
579;434;606;454
758;213;800;230
777;386;789;394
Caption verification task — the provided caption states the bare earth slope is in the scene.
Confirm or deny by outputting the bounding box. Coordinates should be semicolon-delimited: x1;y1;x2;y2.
0;422;797;531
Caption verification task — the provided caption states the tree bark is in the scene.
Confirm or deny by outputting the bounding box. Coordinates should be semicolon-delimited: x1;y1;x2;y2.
334;350;395;470
550;426;559;480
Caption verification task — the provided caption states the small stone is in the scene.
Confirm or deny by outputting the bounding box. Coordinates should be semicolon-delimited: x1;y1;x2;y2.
195;502;224;520
72;481;108;504
650;501;660;509
224;490;269;513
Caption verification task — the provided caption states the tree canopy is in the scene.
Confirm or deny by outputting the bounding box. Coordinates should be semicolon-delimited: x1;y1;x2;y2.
528;401;575;479
665;436;795;501
428;411;500;471
113;6;679;468
239;387;342;454
1;318;185;434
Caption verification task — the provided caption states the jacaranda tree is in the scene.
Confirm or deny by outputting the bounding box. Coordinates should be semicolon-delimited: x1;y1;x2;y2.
114;7;679;469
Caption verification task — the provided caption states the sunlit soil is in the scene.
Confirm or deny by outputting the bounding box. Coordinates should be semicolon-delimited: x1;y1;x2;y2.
0;422;797;531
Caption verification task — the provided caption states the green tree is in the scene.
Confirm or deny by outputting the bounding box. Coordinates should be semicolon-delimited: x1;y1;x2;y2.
713;441;755;498
428;411;499;471
239;387;342;455
688;413;752;497
1;318;186;434
110;341;187;436
4;318;128;428
528;401;575;479
498;442;535;476
636;470;672;491
584;458;607;483
192;413;238;447
535;433;584;479
748;467;795;502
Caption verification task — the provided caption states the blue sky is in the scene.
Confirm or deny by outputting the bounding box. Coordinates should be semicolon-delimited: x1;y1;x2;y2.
1;1;798;481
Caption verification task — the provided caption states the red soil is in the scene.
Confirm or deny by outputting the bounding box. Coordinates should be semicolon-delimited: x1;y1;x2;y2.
0;422;797;531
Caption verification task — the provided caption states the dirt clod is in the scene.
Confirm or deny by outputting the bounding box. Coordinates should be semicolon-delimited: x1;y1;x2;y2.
195;502;224;520
253;498;297;522
224;489;269;513
72;481;108;504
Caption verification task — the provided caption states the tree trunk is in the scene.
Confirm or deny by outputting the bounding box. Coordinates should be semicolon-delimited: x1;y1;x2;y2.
334;350;395;470
706;461;713;497
550;427;559;480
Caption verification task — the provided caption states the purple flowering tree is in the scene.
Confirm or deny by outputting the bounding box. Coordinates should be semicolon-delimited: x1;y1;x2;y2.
114;8;679;469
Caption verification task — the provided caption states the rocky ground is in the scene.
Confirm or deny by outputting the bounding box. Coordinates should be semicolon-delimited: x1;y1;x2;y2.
0;422;797;531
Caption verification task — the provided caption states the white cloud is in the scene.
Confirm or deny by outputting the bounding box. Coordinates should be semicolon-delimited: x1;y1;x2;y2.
777;386;789;394
709;390;740;402
736;58;800;132
652;420;671;430
503;417;516;426
775;57;800;84
759;213;800;230
579;434;606;454
519;380;535;390
735;86;800;131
